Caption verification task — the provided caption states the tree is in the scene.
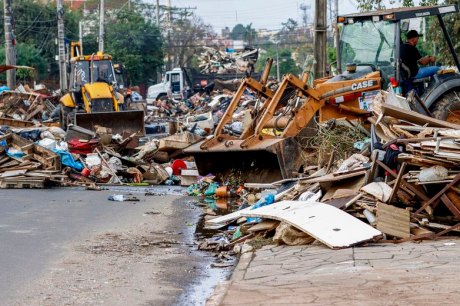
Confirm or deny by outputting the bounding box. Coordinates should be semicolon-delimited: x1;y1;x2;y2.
230;23;257;45
0;0;81;83
255;45;301;77
355;0;386;11
167;14;214;68
281;18;298;32
0;43;48;83
103;9;164;86
243;23;257;45
230;24;246;40
276;18;302;45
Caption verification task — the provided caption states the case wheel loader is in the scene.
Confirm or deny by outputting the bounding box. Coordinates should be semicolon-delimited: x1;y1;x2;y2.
59;44;144;136
186;5;460;183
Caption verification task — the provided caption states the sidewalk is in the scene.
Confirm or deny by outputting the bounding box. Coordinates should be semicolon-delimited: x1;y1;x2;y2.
208;240;460;305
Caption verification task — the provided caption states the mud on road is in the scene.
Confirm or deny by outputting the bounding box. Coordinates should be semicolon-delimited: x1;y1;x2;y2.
4;189;229;306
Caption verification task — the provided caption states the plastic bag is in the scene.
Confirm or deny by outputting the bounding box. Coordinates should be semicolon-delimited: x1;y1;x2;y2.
85;153;102;168
52;149;84;171
246;194;275;224
6;148;25;158
204;182;219;197
108;194;125;202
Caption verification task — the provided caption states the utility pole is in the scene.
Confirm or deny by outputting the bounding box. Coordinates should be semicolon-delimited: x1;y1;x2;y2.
156;0;160;26
334;0;341;74
79;20;83;53
314;0;327;78
166;0;171;70
98;0;104;52
57;0;67;91
4;0;16;88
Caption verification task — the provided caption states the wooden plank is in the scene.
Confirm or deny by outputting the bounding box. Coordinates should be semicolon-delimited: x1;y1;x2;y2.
381;103;460;130
25;104;44;121
398;153;454;168
247;220;280;233
244;183;276;189
323;195;358;209
240;201;382;249
446;190;460;212
0;169;27;178
0;179;44;189
414;173;460;216
0;117;36;127
367;150;379;184
397;136;456;144
441;194;460;220
389;162;407;204
377;160;432;215
297;170;367;184
434;222;460;238
376;203;410;238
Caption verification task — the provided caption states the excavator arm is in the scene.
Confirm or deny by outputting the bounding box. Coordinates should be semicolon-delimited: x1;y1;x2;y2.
186;67;382;183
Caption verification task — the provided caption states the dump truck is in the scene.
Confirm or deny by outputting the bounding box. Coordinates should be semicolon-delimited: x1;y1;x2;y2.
186;5;460;183
59;45;144;135
146;67;262;103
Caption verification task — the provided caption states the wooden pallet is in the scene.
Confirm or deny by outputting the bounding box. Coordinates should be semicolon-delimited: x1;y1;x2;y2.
0;133;60;170
0;178;45;189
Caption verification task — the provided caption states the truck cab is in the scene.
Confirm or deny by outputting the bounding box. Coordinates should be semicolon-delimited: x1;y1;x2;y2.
147;68;186;104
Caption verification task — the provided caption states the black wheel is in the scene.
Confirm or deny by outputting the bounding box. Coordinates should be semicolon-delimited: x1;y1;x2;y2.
431;91;460;124
60;106;75;130
158;94;168;101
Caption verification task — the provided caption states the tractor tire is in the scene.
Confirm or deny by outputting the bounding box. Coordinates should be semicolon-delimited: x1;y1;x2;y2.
158;94;168;101
60;106;75;131
431;91;460;124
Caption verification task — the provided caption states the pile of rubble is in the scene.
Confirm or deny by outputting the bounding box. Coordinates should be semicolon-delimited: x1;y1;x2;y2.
0;84;59;122
147;86;265;138
198;47;258;74
194;89;460;260
0;120;204;189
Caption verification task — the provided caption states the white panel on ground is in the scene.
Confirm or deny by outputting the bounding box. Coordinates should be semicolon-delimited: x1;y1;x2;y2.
241;201;382;249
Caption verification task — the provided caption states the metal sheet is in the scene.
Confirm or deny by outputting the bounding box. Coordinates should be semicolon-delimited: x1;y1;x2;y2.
241;201;382;249
185;137;302;183
75;110;145;136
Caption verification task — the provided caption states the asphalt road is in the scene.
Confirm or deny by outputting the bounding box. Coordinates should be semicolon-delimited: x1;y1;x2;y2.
0;187;224;305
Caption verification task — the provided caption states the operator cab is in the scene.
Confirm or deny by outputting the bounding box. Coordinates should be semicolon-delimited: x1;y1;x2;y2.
337;5;460;96
69;53;117;91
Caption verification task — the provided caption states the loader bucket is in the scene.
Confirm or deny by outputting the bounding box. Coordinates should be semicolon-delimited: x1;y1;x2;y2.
184;137;302;183
74;110;145;136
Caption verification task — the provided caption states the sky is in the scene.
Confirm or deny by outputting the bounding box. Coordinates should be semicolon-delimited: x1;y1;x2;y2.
160;0;422;33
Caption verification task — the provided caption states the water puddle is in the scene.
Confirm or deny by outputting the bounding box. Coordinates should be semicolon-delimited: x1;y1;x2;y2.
194;197;243;240
176;196;243;305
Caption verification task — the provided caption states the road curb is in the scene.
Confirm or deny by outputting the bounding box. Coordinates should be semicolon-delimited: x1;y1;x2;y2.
206;251;254;306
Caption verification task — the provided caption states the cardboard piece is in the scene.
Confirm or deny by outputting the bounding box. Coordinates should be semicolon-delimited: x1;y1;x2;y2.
377;203;410;238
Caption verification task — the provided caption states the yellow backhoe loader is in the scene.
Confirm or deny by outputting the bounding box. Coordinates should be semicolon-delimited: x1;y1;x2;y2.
60;43;144;135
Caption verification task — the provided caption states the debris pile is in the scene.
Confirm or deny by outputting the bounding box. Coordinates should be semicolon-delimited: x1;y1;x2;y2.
0;132;62;188
195;89;460;255
0;86;59;122
146;84;264;138
198;47;259;74
0;121;203;189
